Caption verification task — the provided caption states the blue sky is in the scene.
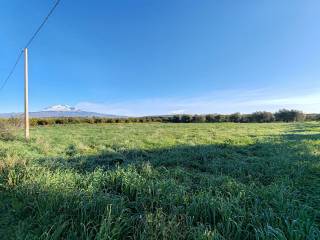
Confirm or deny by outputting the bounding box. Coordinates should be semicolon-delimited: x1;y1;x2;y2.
1;0;320;116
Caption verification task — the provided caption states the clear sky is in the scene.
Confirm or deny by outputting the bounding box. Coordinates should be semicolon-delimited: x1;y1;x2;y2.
1;0;320;116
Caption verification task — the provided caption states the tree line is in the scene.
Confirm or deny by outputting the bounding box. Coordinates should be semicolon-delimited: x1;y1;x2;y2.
168;109;306;123
1;109;316;126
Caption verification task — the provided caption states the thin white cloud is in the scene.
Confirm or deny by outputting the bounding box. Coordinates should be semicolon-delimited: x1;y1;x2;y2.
169;109;186;115
75;87;320;116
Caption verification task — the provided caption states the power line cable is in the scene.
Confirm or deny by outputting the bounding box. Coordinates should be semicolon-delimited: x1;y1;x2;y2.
0;50;23;92
24;0;61;49
0;0;61;93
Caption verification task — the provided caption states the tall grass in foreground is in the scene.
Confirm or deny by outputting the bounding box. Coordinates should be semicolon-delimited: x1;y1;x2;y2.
0;122;320;239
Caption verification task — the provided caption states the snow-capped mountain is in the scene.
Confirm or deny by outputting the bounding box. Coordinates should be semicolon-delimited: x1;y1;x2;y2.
0;105;124;118
42;104;78;112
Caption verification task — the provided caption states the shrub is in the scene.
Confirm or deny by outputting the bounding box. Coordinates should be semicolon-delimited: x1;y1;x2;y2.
229;113;242;123
306;114;320;121
214;114;225;122
37;119;49;125
181;115;192;123
81;118;94;124
67;117;81;124
192;115;206;123
171;115;182;123
0;121;18;141
239;114;250;123
205;114;216;123
139;117;145;123
275;109;305;122
251;111;275;123
115;119;124;123
94;118;103;124
107;118;115;123
54;119;65;124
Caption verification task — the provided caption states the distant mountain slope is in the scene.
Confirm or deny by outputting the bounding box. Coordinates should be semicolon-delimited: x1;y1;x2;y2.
0;105;124;118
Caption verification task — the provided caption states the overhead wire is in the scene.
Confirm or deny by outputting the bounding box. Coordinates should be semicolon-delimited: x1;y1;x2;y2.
0;0;61;93
0;50;23;92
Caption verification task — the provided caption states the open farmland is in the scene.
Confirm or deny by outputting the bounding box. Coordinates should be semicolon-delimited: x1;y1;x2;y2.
0;122;320;239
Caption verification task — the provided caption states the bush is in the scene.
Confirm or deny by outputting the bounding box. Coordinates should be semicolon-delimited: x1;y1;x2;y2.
214;114;226;122
0;121;18;141
192;115;206;123
93;118;103;124
68;117;82;124
37;119;49;125
181;115;192;123
306;114;320;121
275;109;305;122
54;119;65;124
250;111;275;123
205;114;216;123
139;117;146;123
171;115;182;123
229;113;242;123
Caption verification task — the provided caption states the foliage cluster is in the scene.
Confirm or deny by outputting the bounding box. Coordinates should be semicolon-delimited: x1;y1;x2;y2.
0;118;21;141
0;109;312;127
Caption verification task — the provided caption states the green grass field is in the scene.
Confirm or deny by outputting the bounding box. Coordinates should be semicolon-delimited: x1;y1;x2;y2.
1;122;320;239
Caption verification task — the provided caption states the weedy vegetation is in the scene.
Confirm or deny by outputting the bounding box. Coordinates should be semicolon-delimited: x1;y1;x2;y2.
0;122;319;239
0;118;21;141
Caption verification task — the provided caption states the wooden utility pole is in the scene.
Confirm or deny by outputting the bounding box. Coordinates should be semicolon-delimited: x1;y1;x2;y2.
24;48;30;140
